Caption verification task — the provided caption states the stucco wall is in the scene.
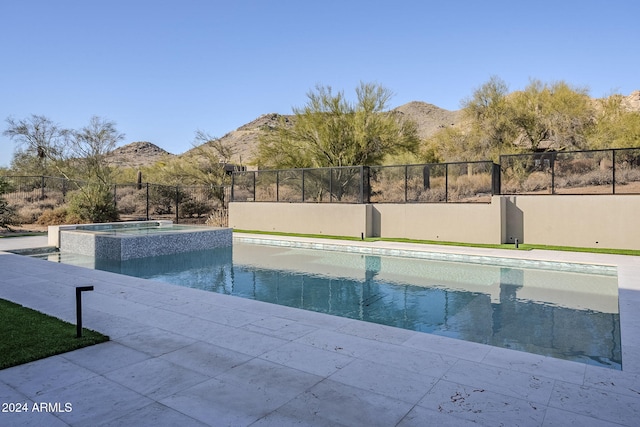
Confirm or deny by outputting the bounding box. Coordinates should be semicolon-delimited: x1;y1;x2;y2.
504;195;640;250
229;195;640;249
229;202;372;238
371;197;505;244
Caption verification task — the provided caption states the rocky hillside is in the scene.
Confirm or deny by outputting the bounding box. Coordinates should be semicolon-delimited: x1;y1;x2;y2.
622;90;640;111
106;91;640;168
105;141;174;167
185;102;462;165
393;101;464;139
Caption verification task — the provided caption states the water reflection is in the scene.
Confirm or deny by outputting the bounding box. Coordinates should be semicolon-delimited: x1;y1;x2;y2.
62;243;622;369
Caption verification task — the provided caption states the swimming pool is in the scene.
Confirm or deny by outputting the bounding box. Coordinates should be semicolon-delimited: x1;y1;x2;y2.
38;240;621;369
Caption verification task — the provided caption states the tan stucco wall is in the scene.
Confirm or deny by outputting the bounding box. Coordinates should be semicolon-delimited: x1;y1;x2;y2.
372;197;505;244
229;195;640;249
505;195;640;250
229;202;371;238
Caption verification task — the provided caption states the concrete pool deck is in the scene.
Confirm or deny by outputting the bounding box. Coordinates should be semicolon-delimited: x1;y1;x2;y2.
0;233;638;426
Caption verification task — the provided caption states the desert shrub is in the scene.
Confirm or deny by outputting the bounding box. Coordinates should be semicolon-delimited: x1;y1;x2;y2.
555;169;612;189
522;172;552;192
555;158;597;175
180;199;212;218
35;207;82;225
205;208;228;227
0;199;18;229
15;205;43;224
448;173;493;201
67;184;119;223
255;183;277;202
148;185;189;215
114;186;145;215
0;178;18;229
616;167;640;184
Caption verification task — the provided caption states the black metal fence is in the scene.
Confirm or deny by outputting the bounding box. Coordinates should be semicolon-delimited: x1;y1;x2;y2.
4;148;639;224
500;147;640;195
232;161;500;204
0;175;230;225
231;147;640;203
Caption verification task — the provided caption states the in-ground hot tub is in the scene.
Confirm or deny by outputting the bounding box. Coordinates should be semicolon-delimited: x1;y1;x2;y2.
49;221;232;260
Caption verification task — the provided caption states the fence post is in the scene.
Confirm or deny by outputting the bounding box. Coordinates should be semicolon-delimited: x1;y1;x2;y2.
146;183;149;220
445;164;449;202
550;153;556;195
175;186;179;224
252;171;256;202
113;184;117;210
41;176;45;200
329;169;333;203
492;163;501;195
404;165;408;202
360;166;371;204
301;169;305;202
232;171;236;205
276;170;280;202
612;149;616;194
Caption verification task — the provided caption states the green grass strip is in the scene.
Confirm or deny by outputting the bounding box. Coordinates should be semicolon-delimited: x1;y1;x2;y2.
0;299;109;370
233;229;640;256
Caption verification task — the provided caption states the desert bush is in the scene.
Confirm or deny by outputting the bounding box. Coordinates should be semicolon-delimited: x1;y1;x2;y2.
67;184;119;223
148;185;186;215
448;173;493;201
180;199;212;218
16;205;44;224
555;158;597;175
35;207;82;225
114;186;146;215
522;172;552;192
0;177;19;229
617;167;640;183
555;169;612;189
205;208;228;227
0;199;18;229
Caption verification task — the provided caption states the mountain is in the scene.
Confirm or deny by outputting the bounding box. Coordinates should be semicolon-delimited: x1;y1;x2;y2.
105;141;174;167
188;103;461;166
393;101;464;139
106;92;640;168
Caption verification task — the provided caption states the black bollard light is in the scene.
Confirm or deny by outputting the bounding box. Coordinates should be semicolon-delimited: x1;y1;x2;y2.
76;286;94;338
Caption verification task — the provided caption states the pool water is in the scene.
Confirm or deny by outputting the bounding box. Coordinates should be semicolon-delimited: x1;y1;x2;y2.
39;241;622;369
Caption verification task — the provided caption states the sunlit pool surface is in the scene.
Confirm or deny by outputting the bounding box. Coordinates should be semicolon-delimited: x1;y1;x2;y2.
37;241;622;369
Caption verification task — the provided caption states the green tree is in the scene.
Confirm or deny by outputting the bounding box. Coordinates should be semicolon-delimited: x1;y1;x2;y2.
3;115;70;175
509;79;594;151
462;75;517;156
256;82;420;168
64;117;124;222
428;76;519;162
68;116;124;183
587;94;640;149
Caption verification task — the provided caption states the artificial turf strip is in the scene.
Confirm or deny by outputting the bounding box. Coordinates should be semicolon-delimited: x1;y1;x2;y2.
0;298;109;370
233;229;640;256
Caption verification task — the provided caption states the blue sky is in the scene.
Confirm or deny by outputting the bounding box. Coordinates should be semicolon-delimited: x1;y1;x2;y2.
1;0;638;167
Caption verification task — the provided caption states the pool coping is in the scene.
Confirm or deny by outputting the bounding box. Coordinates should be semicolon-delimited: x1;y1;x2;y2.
1;233;639;426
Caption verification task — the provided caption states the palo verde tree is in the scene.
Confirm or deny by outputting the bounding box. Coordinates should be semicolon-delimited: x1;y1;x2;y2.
424;76;519;162
4;114;125;223
509;79;594;151
3;115;70;175
256;82;420;168
587;93;640;149
427;77;598;163
65;116;124;222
